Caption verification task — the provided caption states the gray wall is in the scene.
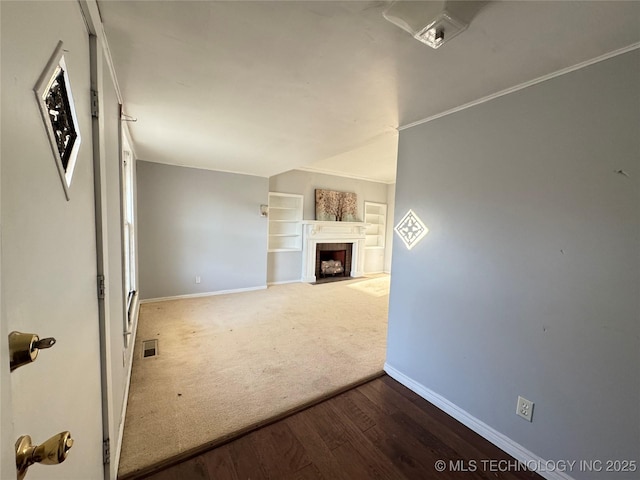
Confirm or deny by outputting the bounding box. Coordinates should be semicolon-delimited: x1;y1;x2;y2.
387;50;639;477
137;161;268;299
268;169;390;283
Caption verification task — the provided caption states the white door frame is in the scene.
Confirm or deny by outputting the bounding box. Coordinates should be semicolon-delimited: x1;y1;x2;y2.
89;31;115;480
81;3;133;478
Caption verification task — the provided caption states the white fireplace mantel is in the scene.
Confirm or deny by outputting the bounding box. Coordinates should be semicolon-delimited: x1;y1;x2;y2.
301;221;367;283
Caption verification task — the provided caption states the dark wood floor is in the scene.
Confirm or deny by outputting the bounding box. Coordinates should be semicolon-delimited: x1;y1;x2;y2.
142;375;542;480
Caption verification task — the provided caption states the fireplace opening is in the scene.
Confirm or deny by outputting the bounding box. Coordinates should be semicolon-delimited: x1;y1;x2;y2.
315;243;353;284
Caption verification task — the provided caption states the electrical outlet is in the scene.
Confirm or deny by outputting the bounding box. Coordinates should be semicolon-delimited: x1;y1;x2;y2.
516;396;534;422
195;276;201;284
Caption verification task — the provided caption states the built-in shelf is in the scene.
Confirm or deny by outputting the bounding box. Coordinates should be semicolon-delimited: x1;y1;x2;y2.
364;201;387;249
268;192;303;252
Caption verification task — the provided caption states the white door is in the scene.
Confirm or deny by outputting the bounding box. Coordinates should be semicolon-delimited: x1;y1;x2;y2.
1;2;105;479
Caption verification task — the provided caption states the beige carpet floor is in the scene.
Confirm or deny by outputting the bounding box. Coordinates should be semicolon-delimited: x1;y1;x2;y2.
118;275;390;478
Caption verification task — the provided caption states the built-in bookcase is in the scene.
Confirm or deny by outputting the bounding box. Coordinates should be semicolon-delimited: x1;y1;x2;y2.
364;201;387;249
268;192;304;252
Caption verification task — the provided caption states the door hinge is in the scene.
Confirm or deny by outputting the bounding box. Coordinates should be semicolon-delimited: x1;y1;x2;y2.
97;275;106;299
91;89;99;118
103;438;110;465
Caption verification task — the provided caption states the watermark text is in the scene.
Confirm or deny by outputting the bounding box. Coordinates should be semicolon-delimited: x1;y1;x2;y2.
433;459;637;474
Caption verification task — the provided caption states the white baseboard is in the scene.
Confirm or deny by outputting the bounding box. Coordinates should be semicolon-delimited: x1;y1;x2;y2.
267;279;301;286
140;285;267;304
384;363;575;480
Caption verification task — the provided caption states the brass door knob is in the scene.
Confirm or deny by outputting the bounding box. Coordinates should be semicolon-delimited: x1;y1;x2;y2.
15;431;73;479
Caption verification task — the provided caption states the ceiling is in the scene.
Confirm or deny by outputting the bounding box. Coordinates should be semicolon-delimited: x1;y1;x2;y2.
98;1;640;183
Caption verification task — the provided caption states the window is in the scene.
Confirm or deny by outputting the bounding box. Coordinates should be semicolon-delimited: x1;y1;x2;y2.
122;132;137;327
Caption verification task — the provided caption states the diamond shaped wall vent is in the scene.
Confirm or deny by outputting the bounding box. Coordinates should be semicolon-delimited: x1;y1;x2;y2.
394;209;429;250
34;41;82;201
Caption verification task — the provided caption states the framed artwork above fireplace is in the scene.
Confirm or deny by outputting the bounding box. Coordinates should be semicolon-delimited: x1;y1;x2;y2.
315;189;358;222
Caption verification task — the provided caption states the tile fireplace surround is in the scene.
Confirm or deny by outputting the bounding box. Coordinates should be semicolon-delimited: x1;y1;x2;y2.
301;221;367;283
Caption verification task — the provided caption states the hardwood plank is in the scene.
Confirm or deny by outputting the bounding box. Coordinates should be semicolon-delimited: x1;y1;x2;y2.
379;376;504;453
144;456;210;480
378;375;487;443
325;395;407;479
357;378;403;415
348;388;490;479
343;386;446;449
250;421;311;478
330;439;404;480
381;412;497;480
291;402;349;451
227;433;269;480
377;377;540;480
349;387;503;480
364;381;498;458
343;389;471;480
281;463;325;480
200;444;239;480
330;389;376;433
363;424;437;480
284;410;350;480
352;383;476;458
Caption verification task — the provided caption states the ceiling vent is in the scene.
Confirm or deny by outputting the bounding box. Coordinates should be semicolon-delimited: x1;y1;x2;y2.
383;0;473;49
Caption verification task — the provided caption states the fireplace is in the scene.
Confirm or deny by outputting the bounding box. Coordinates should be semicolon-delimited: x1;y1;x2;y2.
315;243;353;281
301;221;367;283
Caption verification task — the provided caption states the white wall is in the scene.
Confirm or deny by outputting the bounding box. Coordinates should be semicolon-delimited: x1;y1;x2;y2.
268;169;391;283
136;161;269;299
387;49;639;478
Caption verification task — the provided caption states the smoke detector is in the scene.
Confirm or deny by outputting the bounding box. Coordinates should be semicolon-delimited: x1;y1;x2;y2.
383;0;469;49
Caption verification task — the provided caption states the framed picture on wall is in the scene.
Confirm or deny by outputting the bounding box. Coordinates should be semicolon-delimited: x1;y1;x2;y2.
315;189;358;222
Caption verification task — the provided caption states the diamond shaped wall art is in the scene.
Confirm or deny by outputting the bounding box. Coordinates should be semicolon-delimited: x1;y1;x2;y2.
394;209;429;250
34;41;82;201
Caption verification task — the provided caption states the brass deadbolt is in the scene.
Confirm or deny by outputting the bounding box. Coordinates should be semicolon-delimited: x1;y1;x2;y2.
8;331;56;371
